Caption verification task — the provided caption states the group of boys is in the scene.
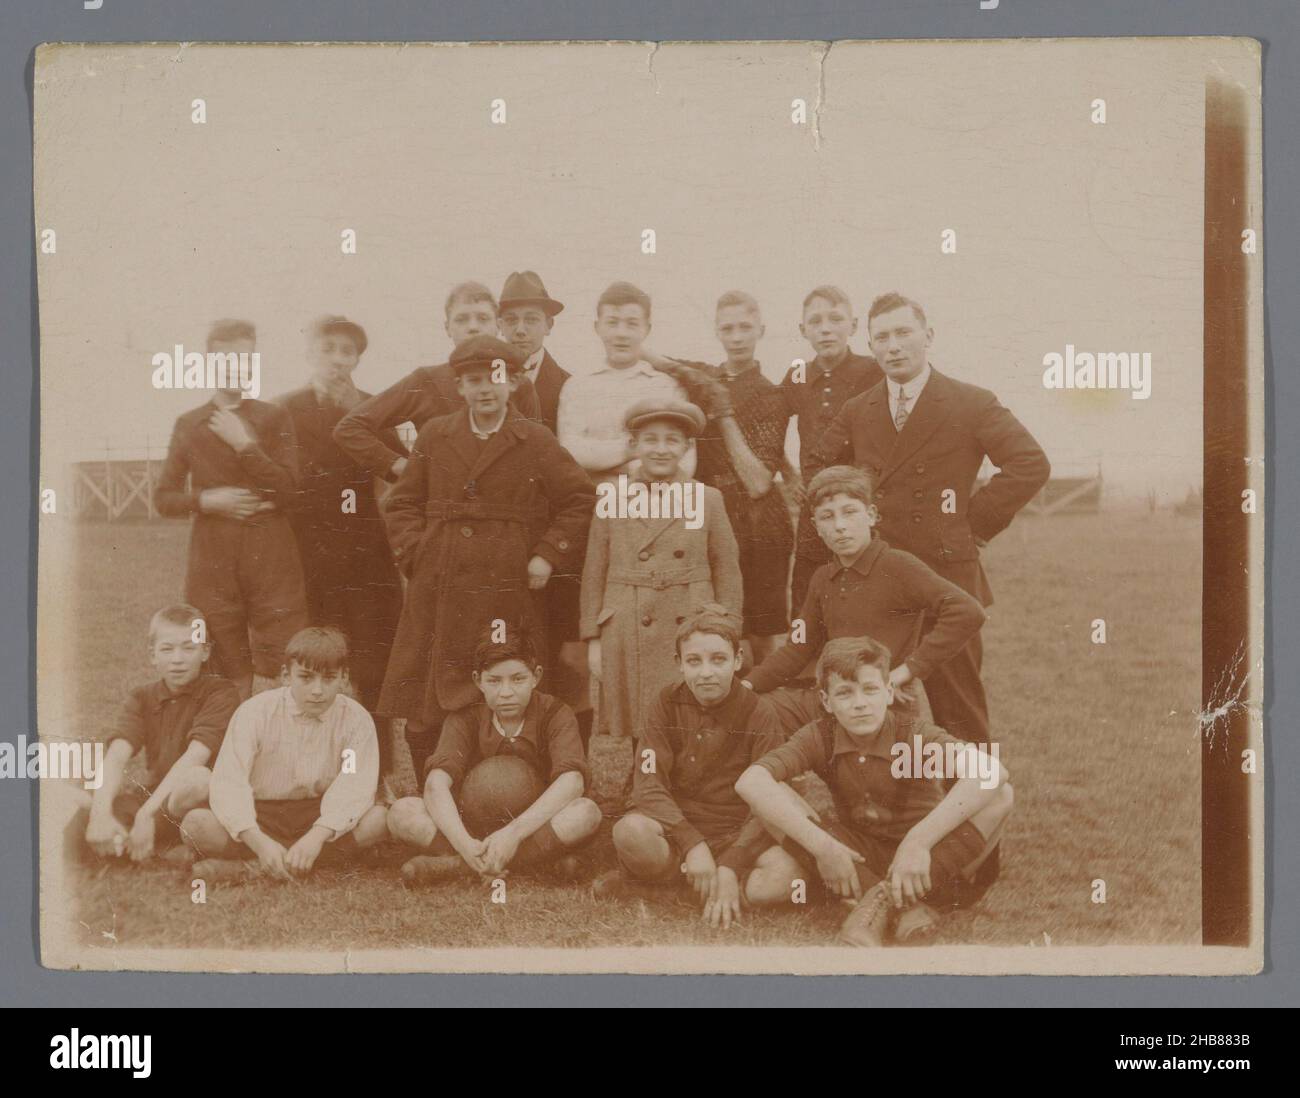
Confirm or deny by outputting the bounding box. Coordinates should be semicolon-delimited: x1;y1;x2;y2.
79;273;1047;946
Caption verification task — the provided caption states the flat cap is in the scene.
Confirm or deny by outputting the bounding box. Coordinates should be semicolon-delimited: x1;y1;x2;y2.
449;335;526;376
624;398;707;438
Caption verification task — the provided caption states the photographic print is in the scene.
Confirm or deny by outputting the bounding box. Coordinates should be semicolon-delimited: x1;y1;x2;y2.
32;38;1263;974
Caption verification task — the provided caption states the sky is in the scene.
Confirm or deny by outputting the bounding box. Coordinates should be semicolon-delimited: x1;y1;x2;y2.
34;39;1260;501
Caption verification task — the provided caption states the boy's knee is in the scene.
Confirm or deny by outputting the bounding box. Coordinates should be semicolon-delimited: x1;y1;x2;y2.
612;812;660;855
354;804;389;847
388;797;436;848
564;797;603;841
745;846;806;907
179;808;228;854
165;767;212;815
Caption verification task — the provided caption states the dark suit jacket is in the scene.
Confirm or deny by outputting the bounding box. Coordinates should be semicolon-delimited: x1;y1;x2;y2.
812;368;1049;605
531;351;570;435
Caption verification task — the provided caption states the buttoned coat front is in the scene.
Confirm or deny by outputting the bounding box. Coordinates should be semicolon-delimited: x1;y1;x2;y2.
579;483;742;741
379;408;595;721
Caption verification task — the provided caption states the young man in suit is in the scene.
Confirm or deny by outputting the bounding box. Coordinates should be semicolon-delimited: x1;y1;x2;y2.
496;272;593;748
810;292;1050;746
498;270;569;434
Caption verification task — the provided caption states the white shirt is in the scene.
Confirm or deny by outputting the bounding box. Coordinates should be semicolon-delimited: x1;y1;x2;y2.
209;687;379;841
556;360;697;481
521;346;546;385
888;362;932;427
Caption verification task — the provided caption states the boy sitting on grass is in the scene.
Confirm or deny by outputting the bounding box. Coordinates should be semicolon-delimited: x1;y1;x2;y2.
387;632;601;884
736;636;1013;946
182;626;388;881
593;606;788;930
81;604;240;863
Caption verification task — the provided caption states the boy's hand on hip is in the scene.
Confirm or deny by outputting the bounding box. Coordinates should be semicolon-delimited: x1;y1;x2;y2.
683;842;718;903
127;812;157;863
703;866;742;930
887;838;932;908
207;408;255;451
527;555;553;589
816;835;866;900
389;457;409;479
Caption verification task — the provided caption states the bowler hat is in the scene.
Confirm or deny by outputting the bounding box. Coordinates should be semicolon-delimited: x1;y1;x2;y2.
450;335;526;376
498;271;564;316
624;398;707;438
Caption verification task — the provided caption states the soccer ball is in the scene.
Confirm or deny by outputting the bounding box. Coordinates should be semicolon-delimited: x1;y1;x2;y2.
460;755;545;836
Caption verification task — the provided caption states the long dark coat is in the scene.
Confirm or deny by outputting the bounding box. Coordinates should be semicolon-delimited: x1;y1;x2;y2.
379;407;595;722
278;387;403;712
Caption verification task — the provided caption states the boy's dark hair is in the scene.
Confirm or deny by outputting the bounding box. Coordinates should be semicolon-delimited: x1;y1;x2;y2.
807;465;876;511
444;281;498;318
597;281;651;321
817;635;892;692
285;626;349;674
675;604;743;658
206;318;256;350
715;290;760;316
148;603;206;646
473;630;540;675
867;292;928;330
801;285;853;314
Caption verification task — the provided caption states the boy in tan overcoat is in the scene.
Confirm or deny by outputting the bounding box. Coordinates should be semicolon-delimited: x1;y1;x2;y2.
581;399;742;743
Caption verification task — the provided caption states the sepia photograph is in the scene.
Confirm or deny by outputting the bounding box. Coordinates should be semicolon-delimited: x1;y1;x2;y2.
32;37;1264;975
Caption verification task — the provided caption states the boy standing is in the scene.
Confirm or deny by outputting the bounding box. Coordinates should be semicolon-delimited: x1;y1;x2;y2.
379;336;595;774
388;633;601;882
744;465;986;738
182;627;389;879
156;318;308;697
82;605;239;862
692;291;795;663
809;292;1050;745
332;282;542;482
596;607;789;930
737;636;1014;945
580;399;741;742
278;316;402;725
497;271;591;748
779;287;883;611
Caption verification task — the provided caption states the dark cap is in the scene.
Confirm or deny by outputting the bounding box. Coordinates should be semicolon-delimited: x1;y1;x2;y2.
308;315;368;356
498;271;564;317
449;335;526;377
624;398;707;438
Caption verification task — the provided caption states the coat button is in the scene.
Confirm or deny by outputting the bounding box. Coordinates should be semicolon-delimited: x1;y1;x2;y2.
913;489;923;501
638;550;651;561
875;489;885;500
558;540;568;551
461;526;473;537
915;463;926;474
912;513;922;524
673;549;684;558
641;615;653;626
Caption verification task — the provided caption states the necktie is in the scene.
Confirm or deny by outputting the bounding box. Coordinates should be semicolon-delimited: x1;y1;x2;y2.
894;388;909;431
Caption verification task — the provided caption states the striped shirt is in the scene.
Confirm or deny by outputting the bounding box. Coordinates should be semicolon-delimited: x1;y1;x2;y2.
209;686;378;841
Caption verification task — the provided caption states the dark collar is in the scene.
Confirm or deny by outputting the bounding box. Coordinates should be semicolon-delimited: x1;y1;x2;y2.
829;709;898;759
830;537;888;579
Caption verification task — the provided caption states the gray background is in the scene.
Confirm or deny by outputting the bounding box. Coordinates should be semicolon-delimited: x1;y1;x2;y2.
3;0;1293;1008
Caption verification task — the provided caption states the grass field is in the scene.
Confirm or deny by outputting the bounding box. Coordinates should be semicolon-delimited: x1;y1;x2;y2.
62;509;1201;952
